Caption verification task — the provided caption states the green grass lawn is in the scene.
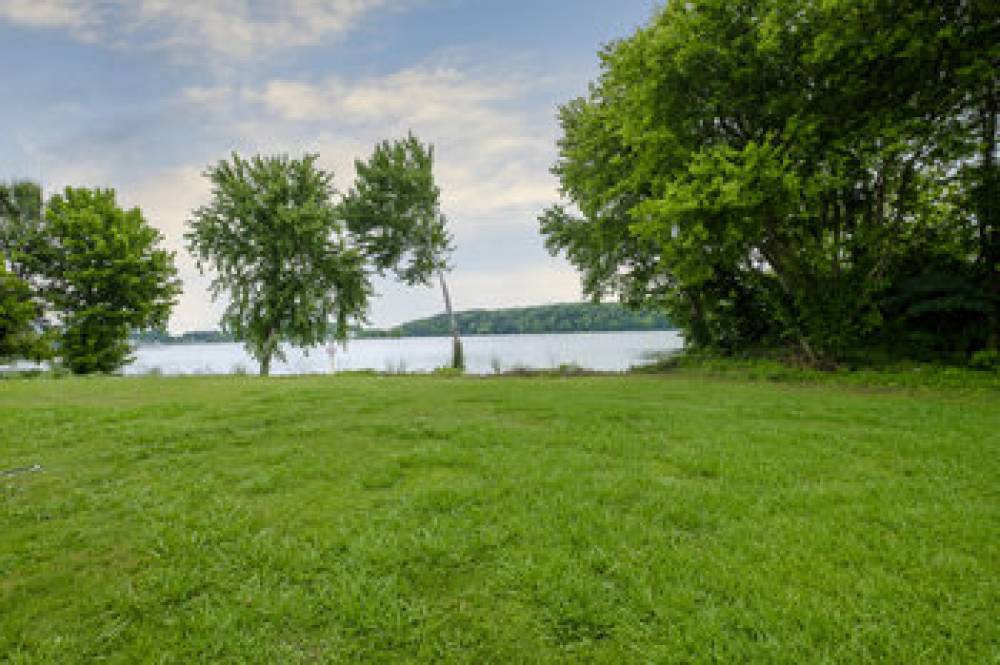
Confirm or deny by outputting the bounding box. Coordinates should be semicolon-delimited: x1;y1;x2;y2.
1;374;997;663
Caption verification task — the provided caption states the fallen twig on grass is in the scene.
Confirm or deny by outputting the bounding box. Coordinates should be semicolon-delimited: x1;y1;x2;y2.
1;464;43;477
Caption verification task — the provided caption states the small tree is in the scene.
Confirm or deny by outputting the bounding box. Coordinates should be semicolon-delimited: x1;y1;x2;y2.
186;153;370;376
341;134;463;368
26;188;180;374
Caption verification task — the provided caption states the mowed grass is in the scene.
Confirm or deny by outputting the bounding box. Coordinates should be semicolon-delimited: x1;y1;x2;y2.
1;374;997;663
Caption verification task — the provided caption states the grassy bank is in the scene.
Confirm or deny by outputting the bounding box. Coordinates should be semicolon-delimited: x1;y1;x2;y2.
633;355;1000;394
2;374;997;663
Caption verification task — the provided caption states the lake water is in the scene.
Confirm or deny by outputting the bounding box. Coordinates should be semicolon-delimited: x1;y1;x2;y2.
123;331;683;376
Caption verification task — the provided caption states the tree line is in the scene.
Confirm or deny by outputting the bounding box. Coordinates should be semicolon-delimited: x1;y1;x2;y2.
1;134;464;376
361;303;673;338
130;329;235;345
541;0;997;367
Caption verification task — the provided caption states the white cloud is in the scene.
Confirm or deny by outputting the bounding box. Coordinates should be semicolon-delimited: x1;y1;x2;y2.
182;85;236;108
119;166;223;333
0;0;395;59
250;67;526;130
0;0;93;32
186;65;560;219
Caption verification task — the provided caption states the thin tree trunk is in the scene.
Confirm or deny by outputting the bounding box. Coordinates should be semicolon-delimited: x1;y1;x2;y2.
438;271;464;369
831;192;842;282
259;328;275;377
980;82;998;349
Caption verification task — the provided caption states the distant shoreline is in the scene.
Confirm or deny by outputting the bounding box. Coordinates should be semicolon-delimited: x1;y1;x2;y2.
134;303;675;345
134;329;679;346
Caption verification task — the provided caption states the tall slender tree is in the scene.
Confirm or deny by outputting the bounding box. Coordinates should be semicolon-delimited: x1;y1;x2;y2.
341;134;463;369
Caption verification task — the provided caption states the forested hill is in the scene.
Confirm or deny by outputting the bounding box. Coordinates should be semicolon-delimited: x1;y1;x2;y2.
362;303;674;338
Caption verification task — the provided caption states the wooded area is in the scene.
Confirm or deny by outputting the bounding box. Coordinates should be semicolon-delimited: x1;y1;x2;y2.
541;0;998;366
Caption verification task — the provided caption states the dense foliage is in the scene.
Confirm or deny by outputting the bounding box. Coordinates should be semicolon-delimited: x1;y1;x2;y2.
541;0;998;365
363;303;674;338
186;154;370;376
1;185;179;373
0;262;49;363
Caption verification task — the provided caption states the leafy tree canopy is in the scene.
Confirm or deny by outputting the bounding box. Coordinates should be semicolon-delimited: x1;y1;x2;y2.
20;188;180;373
541;0;998;364
186;153;370;375
340;132;453;286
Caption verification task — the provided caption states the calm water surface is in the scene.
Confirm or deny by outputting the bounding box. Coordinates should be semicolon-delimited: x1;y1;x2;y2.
125;331;683;376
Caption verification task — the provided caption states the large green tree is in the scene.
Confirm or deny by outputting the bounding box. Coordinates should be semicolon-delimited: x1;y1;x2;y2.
20;188;180;374
186;153;370;376
541;0;998;364
341;134;464;369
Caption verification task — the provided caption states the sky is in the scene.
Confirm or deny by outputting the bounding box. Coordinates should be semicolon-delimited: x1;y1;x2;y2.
0;0;659;332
